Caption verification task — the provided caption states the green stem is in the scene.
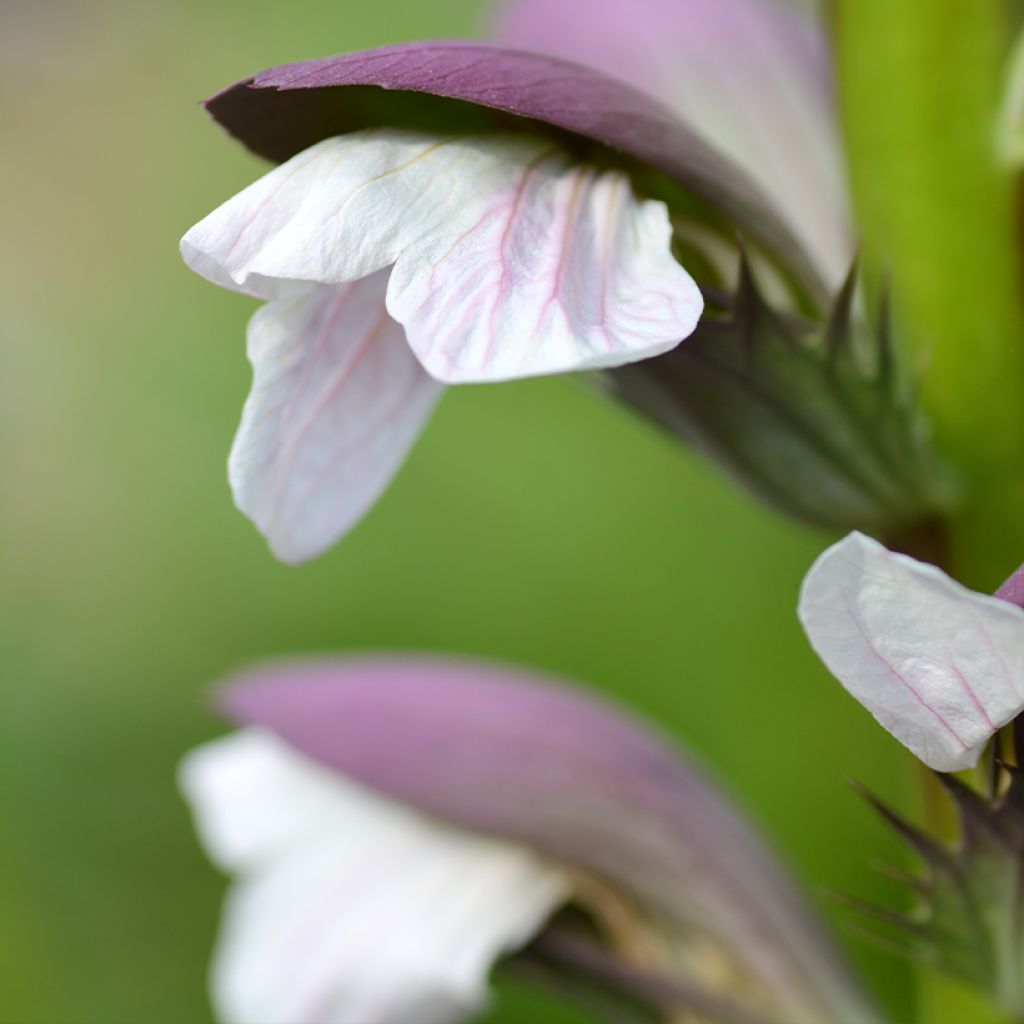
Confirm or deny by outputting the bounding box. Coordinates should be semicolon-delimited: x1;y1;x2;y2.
835;0;1024;589
917;974;1018;1024
837;3;1024;1022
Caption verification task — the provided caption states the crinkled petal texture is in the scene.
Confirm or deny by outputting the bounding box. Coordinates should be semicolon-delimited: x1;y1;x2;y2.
180;728;569;1024
227;272;443;564
798;532;1024;771
494;0;850;286
180;129;702;383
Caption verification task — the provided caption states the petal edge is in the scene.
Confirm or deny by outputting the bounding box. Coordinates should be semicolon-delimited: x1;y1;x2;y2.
798;532;1024;771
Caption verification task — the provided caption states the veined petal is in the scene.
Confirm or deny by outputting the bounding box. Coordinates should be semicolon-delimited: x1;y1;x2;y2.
219;657;875;1024
227;273;442;564
388;156;702;382
180;729;569;1024
798;532;1024;771
181;128;701;383
493;0;851;286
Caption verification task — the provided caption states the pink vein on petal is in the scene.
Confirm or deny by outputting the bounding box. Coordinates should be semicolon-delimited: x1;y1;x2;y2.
270;306;394;528
295;361;425;526
595;175;624;352
531;166;589;363
480;150;556;369
966;608;1024;702
277;285;359;431
838;591;970;750
947;659;997;732
219;147;330;264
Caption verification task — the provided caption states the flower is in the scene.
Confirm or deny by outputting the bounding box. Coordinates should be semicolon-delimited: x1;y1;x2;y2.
182;124;702;564
181;39;846;564
493;0;852;289
180;656;878;1024
798;531;1024;771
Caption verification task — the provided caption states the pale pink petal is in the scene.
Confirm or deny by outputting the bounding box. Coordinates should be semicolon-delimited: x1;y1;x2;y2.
494;0;851;286
388;156;702;383
180;730;570;1024
227;272;442;564
798;532;1024;771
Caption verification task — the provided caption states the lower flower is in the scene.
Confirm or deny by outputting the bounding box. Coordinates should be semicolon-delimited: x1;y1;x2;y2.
179;656;879;1024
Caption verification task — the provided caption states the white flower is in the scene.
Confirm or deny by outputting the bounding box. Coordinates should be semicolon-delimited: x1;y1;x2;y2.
181;129;703;563
180;728;569;1024
798;531;1024;771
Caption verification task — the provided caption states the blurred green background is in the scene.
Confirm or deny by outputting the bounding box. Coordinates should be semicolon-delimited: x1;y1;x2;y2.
1;1;919;1021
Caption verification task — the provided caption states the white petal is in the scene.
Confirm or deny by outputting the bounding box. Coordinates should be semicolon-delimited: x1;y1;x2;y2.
180;128;701;382
227;272;443;564
386;153;703;383
180;730;570;1024
798;532;1024;771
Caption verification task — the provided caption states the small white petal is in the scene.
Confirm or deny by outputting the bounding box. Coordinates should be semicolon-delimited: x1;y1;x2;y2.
798;532;1024;771
180;128;701;382
180;730;570;1024
227;272;443;564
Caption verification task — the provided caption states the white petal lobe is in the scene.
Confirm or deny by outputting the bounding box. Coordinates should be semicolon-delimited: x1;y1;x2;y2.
180;730;570;1024
387;153;703;382
227;273;443;564
798;531;1024;771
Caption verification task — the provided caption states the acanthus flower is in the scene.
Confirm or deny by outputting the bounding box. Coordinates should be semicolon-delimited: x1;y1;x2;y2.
181;41;837;564
180;656;879;1024
182;126;702;563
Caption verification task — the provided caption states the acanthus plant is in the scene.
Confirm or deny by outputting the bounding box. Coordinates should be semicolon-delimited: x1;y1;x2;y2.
176;0;1024;1021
